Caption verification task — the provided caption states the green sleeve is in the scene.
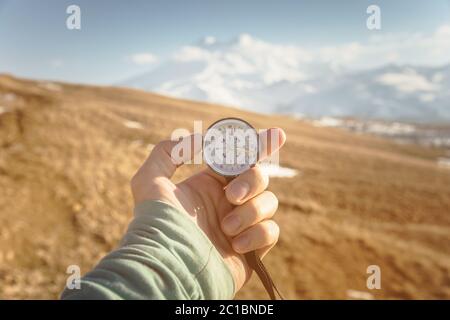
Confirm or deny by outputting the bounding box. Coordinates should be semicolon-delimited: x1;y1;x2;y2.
61;200;235;300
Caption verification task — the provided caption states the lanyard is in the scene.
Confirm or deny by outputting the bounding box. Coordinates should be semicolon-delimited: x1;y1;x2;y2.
244;250;284;300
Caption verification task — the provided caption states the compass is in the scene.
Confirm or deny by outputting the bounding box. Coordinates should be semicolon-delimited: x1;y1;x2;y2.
203;117;259;178
202;117;284;300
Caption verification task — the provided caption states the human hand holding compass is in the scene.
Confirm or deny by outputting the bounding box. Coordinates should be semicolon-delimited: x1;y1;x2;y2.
131;118;286;298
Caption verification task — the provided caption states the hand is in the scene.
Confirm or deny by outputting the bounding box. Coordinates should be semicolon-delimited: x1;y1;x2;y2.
130;128;286;294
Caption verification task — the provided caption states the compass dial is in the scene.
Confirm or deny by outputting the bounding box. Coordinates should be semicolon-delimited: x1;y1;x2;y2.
203;118;258;177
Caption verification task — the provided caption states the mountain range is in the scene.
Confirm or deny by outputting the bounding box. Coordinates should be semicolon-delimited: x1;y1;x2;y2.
122;34;450;123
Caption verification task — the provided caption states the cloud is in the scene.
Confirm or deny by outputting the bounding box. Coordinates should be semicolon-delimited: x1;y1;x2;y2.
203;36;216;45
129;53;158;65
167;24;450;85
372;27;448;66
171;33;312;86
173;46;212;62
316;25;450;71
376;69;440;93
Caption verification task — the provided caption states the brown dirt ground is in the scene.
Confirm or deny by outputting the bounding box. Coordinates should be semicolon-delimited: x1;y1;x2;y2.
0;74;449;299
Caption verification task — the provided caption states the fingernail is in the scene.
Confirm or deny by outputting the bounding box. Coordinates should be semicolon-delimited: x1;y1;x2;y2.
234;234;251;252
228;182;250;202
223;215;241;235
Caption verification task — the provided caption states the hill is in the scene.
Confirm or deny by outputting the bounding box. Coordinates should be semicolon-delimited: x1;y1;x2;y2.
0;75;449;299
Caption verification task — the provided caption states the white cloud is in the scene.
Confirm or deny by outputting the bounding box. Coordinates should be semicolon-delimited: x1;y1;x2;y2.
420;93;436;102
203;36;216;45
167;25;450;85
376;69;439;93
129;53;158;65
173;46;212;62
172;33;311;85
362;26;450;68
314;25;450;71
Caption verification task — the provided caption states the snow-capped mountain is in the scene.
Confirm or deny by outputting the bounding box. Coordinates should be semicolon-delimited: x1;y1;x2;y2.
122;33;450;123
280;64;450;123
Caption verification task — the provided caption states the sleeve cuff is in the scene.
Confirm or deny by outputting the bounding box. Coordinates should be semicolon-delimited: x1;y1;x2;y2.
126;200;235;299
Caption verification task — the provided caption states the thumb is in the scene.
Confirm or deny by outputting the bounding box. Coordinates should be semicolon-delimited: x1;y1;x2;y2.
138;133;202;180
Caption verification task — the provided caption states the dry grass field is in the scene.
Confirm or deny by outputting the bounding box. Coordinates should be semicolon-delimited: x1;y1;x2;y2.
0;74;449;299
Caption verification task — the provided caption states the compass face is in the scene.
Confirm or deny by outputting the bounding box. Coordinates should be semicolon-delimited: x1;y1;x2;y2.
203;118;258;177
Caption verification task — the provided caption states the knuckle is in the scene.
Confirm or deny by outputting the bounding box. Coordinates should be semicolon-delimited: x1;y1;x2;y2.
244;191;279;221
246;199;260;218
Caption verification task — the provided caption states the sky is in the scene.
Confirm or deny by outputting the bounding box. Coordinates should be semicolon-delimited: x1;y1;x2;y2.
0;0;449;84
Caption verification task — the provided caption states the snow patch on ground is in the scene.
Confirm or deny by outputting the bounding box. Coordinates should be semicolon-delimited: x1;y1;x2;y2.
309;117;450;150
39;82;62;92
437;158;450;168
123;120;143;129
346;289;374;300
426;137;450;148
1;93;17;103
259;163;298;178
364;122;416;136
312;117;416;136
129;140;145;148
312;117;344;127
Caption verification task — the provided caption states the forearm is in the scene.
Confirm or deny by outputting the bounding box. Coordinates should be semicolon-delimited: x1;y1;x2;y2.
61;200;235;300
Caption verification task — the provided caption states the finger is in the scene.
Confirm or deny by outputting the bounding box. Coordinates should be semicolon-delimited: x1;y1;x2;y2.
258;127;287;162
225;164;269;205
222;191;278;236
231;220;280;254
136;133;202;180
